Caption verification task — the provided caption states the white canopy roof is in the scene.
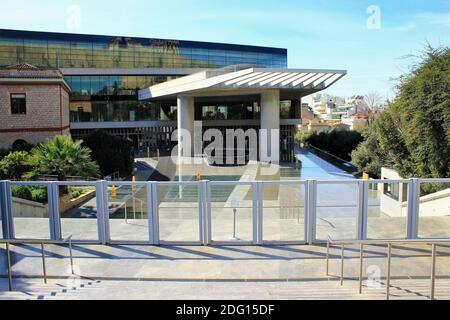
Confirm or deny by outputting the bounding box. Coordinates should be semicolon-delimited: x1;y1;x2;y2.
139;66;346;100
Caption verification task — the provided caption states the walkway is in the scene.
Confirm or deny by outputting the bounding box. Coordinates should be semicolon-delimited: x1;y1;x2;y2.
1;243;449;281
296;150;355;180
1;243;450;300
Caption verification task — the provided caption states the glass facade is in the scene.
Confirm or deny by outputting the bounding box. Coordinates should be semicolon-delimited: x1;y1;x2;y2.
199;103;261;121
0;29;287;69
0;29;298;161
66;75;179;122
0;30;289;125
196;100;299;121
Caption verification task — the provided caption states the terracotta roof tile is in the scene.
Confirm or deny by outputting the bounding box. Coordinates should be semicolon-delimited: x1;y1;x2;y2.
0;63;64;80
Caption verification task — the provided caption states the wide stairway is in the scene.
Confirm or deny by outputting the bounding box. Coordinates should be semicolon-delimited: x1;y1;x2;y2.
2;278;450;300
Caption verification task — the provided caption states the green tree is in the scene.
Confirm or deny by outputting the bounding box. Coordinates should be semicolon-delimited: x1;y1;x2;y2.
351;127;393;178
0;151;30;180
83;130;134;178
376;46;449;179
25;135;100;181
351;46;449;183
298;129;364;161
295;130;316;144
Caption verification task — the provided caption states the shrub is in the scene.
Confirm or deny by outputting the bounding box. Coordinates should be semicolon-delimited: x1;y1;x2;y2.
295;130;316;144
68;186;89;199
30;186;48;203
11;185;33;200
299;129;364;161
11;185;47;203
26;135;100;181
0;151;30;180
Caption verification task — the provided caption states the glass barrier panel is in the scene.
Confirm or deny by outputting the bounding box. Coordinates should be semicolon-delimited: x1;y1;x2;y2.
316;182;358;240
0;200;2;238
108;184;149;242
418;182;450;238
11;183;50;239
367;182;408;239
210;183;254;242
157;183;200;242
59;184;99;241
262;183;305;242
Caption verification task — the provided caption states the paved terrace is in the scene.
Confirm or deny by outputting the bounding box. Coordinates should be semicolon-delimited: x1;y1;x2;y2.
1;243;450;300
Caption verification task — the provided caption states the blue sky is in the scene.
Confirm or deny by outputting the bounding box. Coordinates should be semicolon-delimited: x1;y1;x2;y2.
1;0;449;98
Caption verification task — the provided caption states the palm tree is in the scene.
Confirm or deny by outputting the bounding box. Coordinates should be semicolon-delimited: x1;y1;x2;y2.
25;135;100;182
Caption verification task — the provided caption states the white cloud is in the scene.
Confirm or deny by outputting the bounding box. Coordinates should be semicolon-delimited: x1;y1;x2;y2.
392;22;416;32
416;12;450;27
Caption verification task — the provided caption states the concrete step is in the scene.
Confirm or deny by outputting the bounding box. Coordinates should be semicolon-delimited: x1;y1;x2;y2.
0;278;103;300
3;278;450;300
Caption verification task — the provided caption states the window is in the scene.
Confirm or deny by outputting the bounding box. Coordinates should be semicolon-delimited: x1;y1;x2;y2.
10;93;26;114
383;181;400;201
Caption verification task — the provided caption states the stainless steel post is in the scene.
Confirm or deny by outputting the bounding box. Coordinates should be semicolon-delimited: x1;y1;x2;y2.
359;243;364;294
69;238;74;275
326;239;330;276
6;242;12;291
386;243;392;300
430;243;437;300
232;208;239;241
41;242;47;284
340;244;345;286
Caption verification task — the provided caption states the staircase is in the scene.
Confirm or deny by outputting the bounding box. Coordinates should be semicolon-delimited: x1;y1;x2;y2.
0;278;103;300
2;278;450;300
269;279;450;300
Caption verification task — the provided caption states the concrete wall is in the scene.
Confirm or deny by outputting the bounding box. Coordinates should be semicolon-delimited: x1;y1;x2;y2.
12;197;48;218
418;188;450;217
380;167;450;217
12;189;95;218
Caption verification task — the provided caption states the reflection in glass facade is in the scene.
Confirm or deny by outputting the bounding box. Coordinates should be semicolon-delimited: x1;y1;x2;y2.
65;75;179;122
199;103;261;121
70;100;178;123
0;29;287;69
0;29;298;160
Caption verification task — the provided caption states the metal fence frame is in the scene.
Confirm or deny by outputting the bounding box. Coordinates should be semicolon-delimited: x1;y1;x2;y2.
326;236;450;300
0;178;449;245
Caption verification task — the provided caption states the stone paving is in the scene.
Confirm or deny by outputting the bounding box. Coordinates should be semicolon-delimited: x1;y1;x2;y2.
1;242;450;281
2;277;450;300
1;242;450;300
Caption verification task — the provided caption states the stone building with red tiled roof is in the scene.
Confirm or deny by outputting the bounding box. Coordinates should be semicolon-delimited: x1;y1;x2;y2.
0;63;71;148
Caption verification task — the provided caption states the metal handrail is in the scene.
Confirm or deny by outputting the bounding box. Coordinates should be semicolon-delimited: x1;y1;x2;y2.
0;236;74;292
326;235;450;300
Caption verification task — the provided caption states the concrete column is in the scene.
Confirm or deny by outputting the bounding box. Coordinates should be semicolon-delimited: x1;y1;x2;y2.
260;89;280;162
177;95;195;157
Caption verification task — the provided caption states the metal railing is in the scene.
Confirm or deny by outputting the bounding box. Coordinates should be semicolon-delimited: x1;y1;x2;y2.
1;236;74;292
0;178;449;245
326;236;450;300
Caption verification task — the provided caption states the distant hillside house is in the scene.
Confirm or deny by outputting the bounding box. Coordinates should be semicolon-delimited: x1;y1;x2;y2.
0;63;71;148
